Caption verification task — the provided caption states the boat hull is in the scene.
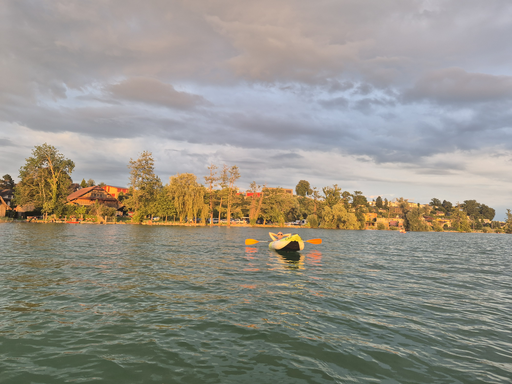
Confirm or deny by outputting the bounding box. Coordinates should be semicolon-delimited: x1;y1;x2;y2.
269;234;305;252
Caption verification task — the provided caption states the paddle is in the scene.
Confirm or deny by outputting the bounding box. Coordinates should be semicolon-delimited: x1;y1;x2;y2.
245;238;322;246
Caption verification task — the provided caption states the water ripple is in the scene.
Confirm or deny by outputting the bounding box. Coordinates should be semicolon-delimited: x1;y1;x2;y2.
1;224;511;383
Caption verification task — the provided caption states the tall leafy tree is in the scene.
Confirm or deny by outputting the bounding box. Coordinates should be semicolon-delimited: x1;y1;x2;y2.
352;191;367;207
450;204;472;232
321;203;358;229
127;151;162;221
480;204;495;221
260;187;297;225
504;209;512;234
322;184;342;208
223;165;240;227
442;200;453;212
168;173;205;223
15;143;75;214
80;178;87;188
295;180;312;197
404;207;430;232
0;174;15;189
204;163;218;226
154;189;176;221
248;181;263;224
375;196;383;209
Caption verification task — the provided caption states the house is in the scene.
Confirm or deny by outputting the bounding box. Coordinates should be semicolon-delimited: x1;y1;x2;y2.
241;187;293;198
264;187;293;195
388;219;405;228
389;206;403;216
244;192;262;198
436;219;451;227
102;185;129;199
67;186;122;209
0;189;14;217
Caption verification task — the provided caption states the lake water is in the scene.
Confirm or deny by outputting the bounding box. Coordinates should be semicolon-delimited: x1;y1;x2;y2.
1;223;511;383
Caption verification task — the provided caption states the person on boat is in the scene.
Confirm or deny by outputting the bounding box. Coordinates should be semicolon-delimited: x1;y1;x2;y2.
269;232;291;241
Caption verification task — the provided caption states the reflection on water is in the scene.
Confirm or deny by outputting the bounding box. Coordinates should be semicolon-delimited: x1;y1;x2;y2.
306;250;323;266
1;224;511;384
272;250;305;270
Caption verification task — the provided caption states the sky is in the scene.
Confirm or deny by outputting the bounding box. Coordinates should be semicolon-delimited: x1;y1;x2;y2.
1;0;511;218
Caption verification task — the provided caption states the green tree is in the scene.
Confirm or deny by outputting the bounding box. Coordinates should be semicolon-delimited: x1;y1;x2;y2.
480;204;495;221
248;181;263;224
451;205;472;232
0;174;15;189
504;209;512;234
225;165;240;227
80;178;87;188
127;151;162;221
312;187;321;214
462;200;479;217
430;198;442;208
87;179;95;187
260;187;297;225
153;189;175;221
15;143;75;215
204;163;218;226
322;184;341;208
404;207;430;232
432;220;444;232
168;173;205;223
295;180;312;197
375;196;383;209
352;191;367;208
321;203;359;229
307;214;319;228
442;200;453;212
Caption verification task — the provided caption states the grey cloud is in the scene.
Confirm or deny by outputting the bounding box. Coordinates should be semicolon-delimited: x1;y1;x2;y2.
352;97;395;113
0;138;14;147
2;0;512;193
404;68;512;104
352;83;373;96
108;77;209;109
319;96;349;109
328;80;354;93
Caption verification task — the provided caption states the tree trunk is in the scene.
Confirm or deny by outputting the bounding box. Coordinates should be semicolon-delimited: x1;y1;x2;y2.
218;197;223;224
227;190;231;227
254;193;264;223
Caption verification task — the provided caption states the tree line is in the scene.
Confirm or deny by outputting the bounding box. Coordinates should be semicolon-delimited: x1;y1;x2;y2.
5;143;512;233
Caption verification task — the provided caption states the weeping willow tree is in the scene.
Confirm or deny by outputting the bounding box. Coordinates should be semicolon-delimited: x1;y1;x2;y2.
168;173;207;224
127;151;162;221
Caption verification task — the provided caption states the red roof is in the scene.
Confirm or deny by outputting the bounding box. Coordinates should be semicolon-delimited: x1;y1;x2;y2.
67;186;117;202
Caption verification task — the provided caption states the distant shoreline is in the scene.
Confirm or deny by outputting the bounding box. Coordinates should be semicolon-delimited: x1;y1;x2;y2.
0;218;506;233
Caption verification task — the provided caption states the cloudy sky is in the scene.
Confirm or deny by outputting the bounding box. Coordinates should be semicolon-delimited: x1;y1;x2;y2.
1;0;511;217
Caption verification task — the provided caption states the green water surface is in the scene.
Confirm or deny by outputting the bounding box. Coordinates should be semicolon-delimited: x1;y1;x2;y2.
1;224;511;383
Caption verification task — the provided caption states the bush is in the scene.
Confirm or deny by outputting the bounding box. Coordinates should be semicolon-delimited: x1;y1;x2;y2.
377;223;386;230
308;214;319;229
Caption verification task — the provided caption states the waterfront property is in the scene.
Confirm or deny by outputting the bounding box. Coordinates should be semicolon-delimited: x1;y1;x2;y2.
101;185;129;199
0;189;14;217
67;185;122;210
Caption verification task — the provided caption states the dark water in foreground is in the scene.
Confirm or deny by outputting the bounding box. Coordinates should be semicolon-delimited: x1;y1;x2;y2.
1;224;511;383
